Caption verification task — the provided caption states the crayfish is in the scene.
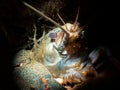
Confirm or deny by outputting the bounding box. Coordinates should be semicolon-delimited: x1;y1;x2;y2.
13;2;120;90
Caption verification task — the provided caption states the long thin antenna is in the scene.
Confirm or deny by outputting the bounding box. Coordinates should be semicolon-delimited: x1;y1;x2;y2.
22;1;70;35
57;13;69;32
74;7;80;30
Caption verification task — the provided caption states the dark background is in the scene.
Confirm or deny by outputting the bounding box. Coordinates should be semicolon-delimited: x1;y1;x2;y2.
0;0;119;90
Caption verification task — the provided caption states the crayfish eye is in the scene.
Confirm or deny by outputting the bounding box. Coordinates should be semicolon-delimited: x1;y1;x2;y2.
49;33;57;39
49;32;57;42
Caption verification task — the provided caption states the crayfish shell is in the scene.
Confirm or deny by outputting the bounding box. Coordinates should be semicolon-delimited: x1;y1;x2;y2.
13;50;66;90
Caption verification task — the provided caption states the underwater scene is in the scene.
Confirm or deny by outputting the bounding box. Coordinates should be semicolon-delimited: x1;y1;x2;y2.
0;0;120;90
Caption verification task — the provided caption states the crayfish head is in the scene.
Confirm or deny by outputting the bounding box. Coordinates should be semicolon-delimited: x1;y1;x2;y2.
61;23;83;42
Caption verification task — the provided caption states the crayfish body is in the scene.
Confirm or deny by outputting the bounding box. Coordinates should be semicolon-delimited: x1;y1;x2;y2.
13;2;120;90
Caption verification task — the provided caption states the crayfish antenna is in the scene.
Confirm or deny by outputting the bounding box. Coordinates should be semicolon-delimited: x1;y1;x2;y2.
22;1;70;36
57;13;69;32
73;7;80;31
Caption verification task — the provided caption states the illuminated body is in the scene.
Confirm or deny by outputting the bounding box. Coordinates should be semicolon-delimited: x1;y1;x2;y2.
13;2;120;90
